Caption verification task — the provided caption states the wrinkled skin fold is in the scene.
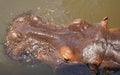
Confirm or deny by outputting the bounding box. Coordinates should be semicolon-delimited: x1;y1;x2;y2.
5;14;120;75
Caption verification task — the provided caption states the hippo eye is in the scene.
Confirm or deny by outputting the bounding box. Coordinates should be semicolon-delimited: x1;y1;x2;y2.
64;58;70;63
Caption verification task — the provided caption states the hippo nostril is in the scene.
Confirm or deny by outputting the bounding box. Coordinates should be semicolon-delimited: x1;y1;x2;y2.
16;32;23;40
7;31;23;43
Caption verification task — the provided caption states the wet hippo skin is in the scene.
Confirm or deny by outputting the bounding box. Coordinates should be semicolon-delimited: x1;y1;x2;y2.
5;14;120;74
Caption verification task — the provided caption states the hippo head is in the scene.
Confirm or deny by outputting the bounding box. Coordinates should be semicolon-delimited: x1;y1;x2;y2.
6;14;117;66
5;14;66;64
5;14;50;63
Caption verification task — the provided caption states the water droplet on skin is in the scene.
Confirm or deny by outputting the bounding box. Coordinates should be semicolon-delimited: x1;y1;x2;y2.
81;29;83;32
11;32;17;38
33;16;38;21
18;17;24;22
84;26;87;29
73;21;80;24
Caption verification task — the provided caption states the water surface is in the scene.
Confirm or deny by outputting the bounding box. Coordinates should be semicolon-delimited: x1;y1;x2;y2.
0;0;120;75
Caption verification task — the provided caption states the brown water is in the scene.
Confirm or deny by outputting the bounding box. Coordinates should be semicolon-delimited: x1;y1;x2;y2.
0;0;120;75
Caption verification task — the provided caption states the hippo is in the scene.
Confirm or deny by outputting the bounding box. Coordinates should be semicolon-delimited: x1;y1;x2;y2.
5;13;120;75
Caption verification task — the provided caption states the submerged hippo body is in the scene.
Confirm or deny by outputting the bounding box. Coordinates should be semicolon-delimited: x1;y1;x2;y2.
5;14;120;74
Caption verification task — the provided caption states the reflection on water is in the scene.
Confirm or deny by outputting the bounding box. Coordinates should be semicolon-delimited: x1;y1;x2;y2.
0;0;120;75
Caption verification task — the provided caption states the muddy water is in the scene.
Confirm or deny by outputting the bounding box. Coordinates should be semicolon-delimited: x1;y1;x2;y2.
0;0;120;75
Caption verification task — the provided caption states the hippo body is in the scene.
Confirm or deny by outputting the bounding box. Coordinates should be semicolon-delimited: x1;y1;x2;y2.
5;14;120;74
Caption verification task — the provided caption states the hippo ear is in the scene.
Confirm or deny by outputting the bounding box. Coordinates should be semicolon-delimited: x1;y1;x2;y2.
101;17;108;29
68;19;91;32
